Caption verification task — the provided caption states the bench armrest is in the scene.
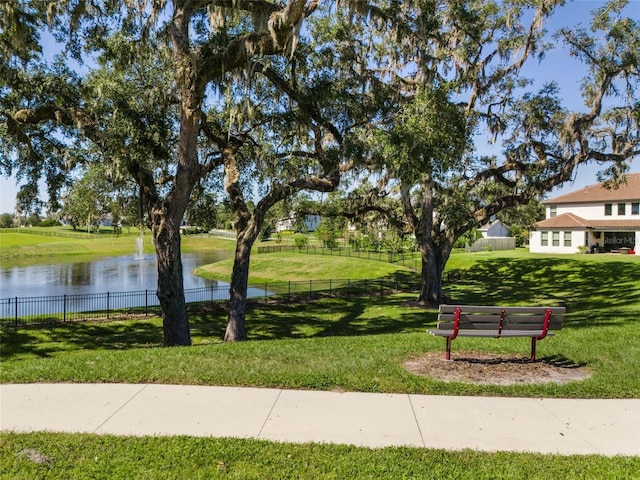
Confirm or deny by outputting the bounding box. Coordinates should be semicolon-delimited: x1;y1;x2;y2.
449;307;461;340
537;309;553;340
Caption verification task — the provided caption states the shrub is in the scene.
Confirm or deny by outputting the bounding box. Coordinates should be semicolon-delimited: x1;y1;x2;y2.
39;218;62;227
294;234;309;251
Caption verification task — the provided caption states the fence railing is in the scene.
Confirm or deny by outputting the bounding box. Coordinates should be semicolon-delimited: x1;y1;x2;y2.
257;245;421;269
1;274;421;328
1;285;228;327
1;227;128;239
206;229;237;239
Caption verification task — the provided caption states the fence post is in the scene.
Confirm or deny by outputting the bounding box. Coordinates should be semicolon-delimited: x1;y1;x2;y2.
63;294;67;322
107;291;110;319
145;290;149;316
14;297;18;327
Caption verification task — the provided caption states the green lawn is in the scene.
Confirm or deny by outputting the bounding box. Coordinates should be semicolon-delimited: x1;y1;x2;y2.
2;432;637;480
195;251;411;282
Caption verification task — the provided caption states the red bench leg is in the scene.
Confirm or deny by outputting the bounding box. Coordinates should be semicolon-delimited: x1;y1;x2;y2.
530;337;537;362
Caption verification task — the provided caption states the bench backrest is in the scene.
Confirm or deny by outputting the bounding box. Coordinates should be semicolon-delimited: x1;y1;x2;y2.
437;305;565;332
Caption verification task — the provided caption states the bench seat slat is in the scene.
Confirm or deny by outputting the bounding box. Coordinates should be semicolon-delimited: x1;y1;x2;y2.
429;330;555;338
436;321;563;330
439;305;566;315
438;314;564;323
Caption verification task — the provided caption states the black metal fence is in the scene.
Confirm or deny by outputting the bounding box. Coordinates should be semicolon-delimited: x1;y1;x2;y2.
1;274;421;328
257;245;421;269
0;285;227;328
1;227;125;239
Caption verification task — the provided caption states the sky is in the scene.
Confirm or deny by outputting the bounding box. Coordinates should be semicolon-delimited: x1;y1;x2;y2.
1;0;639;214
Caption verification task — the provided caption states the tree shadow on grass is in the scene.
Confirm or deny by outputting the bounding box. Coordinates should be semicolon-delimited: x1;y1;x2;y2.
4;256;639;358
444;257;640;328
0;320;165;359
244;295;437;341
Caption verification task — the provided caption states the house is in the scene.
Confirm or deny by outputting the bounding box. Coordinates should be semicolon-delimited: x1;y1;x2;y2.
275;214;321;233
479;219;510;238
467;219;514;252
530;173;640;255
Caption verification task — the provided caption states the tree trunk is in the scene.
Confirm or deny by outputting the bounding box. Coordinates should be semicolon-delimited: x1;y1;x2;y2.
417;239;442;307
224;215;265;341
416;236;454;307
222;144;267;342
224;232;255;342
142;1;202;347
401;175;454;307
152;209;191;346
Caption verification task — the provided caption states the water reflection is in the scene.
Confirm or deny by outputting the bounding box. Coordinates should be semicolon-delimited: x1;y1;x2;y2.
0;252;230;299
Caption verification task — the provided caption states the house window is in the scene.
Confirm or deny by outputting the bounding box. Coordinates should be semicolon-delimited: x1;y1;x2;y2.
564;232;572;247
604;204;612;216
618;203;626;215
541;231;548;246
632;203;639;215
552;231;560;247
549;206;557;218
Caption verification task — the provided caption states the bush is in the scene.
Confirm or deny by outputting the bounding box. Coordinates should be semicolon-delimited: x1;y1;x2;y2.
0;213;14;228
293;234;309;251
39;218;62;227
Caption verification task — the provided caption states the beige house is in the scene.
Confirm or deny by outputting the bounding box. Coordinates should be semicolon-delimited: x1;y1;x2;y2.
530;173;640;255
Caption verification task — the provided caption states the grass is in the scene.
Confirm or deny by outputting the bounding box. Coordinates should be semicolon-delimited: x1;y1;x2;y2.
195;251;410;282
2;432;638;480
1;299;638;398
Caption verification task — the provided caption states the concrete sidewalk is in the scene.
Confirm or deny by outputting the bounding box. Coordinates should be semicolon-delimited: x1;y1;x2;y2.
1;383;639;456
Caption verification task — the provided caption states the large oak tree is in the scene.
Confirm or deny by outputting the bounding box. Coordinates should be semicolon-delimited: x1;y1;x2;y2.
1;0;323;345
343;0;639;306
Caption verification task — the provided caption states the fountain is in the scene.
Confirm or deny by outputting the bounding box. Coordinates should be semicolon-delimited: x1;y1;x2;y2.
134;236;145;260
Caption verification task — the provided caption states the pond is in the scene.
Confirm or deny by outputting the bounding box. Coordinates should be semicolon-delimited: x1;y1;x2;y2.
1;251;276;318
0;251;230;299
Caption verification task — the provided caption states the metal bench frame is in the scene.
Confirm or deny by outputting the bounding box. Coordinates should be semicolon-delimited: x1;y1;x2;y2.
428;305;565;362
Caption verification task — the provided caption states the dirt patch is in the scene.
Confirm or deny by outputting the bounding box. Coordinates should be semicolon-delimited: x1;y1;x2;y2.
404;351;591;386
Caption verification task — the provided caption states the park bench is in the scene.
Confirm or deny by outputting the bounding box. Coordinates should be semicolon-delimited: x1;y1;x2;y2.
428;305;565;362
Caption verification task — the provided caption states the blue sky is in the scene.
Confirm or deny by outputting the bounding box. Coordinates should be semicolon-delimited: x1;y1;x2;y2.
1;0;638;213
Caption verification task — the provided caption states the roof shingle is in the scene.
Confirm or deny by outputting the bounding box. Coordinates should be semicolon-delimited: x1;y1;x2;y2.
545;173;640;205
535;213;640;229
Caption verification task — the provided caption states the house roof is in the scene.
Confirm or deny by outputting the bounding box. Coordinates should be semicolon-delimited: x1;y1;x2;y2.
545;173;640;205
479;219;508;230
535;213;591;229
535;213;640;230
587;219;640;228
